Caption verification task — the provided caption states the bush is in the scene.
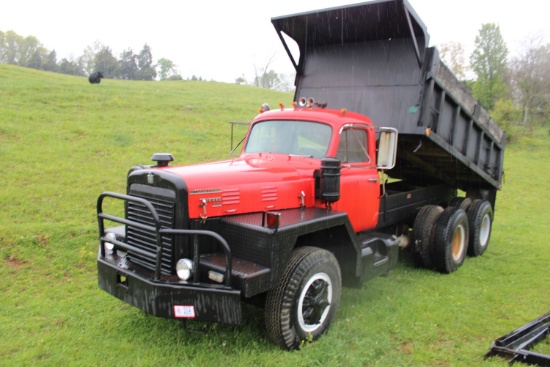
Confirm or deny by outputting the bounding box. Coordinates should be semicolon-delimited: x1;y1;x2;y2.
490;99;522;143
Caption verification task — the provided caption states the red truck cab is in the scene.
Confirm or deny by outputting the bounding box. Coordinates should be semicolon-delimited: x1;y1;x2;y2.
157;104;387;233
245;105;382;232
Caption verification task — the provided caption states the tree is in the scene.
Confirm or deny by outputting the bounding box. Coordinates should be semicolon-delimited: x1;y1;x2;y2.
253;55;281;89
254;70;280;89
26;49;43;69
157;58;181;80
490;99;522;142
0;31;5;62
235;74;247;85
43;50;58;72
58;57;85;76
0;30;22;64
18;35;42;67
92;46;118;78
509;35;550;131
79;41;104;75
470;23;509;110
439;41;468;80
117;48;138;80
135;44;156;80
0;31;45;67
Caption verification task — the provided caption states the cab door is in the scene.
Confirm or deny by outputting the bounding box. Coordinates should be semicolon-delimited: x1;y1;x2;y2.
331;126;380;232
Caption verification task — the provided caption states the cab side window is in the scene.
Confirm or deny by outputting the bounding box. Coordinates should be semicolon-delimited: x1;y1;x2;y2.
336;129;369;163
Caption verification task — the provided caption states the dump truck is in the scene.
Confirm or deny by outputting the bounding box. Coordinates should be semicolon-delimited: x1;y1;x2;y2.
96;0;505;349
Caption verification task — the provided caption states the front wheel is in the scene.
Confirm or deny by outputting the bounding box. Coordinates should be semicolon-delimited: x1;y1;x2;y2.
265;247;341;349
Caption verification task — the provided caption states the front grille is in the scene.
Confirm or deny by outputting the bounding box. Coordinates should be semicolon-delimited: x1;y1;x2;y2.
127;188;176;275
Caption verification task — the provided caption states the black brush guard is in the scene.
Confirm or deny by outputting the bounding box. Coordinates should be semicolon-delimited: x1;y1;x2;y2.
96;192;242;324
485;312;550;366
97;192;233;284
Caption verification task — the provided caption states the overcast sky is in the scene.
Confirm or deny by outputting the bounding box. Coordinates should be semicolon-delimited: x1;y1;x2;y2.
2;0;549;82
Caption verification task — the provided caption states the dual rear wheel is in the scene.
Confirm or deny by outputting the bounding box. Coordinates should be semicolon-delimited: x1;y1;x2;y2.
413;199;493;273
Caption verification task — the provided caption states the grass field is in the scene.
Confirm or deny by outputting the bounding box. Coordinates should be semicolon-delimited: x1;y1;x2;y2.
1;64;549;366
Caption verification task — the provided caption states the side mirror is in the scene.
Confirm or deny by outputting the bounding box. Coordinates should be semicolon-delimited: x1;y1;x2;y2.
377;129;398;170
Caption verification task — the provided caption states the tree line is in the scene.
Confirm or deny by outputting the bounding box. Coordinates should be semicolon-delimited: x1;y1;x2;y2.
0;29;291;88
440;24;549;139
1;26;548;137
0;30;181;81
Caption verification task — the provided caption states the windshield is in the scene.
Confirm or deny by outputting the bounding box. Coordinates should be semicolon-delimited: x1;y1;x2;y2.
244;120;332;158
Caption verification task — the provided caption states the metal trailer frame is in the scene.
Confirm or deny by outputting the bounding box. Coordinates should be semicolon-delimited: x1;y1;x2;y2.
485;312;550;366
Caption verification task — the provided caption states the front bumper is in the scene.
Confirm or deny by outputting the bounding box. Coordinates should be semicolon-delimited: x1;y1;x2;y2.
98;254;242;325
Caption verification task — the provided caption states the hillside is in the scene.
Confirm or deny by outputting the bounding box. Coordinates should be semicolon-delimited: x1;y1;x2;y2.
0;64;291;237
0;64;549;366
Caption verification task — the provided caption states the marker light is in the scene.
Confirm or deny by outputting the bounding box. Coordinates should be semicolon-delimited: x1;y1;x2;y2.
176;258;194;280
265;211;281;229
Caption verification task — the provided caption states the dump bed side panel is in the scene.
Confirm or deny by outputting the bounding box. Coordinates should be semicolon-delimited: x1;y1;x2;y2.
413;49;505;192
272;0;505;192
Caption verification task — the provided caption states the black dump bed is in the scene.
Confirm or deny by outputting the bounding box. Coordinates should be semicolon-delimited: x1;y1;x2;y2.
272;0;505;193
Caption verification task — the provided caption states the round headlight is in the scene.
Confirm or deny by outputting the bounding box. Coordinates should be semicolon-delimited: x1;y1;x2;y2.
176;258;194;280
104;232;116;251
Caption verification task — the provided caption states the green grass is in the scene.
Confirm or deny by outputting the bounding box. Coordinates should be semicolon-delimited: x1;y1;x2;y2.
1;64;549;366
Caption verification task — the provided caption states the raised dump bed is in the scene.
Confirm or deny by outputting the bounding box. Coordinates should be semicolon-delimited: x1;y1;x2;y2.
272;0;505;203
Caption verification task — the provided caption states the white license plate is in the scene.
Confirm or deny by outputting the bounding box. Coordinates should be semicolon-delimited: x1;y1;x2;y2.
173;305;196;318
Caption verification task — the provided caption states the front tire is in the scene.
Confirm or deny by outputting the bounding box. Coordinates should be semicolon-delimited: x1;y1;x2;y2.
265;247;341;349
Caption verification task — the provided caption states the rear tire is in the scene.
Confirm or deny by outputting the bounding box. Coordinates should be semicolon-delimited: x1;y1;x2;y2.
432;207;469;273
449;197;472;211
467;200;493;257
412;205;444;269
265;247;341;349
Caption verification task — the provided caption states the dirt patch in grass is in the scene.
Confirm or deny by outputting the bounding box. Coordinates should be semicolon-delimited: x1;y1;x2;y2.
5;255;28;269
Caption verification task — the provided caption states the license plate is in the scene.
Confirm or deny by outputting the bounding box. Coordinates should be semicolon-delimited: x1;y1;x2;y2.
173;305;196;318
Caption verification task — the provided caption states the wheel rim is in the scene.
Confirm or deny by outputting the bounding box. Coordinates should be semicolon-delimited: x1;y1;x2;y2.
479;213;491;248
297;272;332;333
452;224;466;261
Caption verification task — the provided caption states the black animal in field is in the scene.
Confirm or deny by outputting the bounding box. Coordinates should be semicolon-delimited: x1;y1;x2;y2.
88;71;104;84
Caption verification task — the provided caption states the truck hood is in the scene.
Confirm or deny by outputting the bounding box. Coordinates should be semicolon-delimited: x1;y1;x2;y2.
158;153;320;219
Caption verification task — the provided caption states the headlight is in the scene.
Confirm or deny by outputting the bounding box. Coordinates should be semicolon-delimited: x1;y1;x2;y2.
176;258;194;280
104;232;116;252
